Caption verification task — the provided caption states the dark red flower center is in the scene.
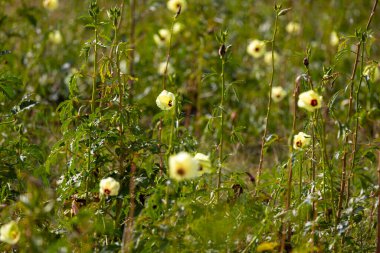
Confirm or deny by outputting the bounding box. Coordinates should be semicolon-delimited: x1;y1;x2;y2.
177;168;185;176
296;141;302;147
168;100;172;107
310;99;318;106
104;189;111;195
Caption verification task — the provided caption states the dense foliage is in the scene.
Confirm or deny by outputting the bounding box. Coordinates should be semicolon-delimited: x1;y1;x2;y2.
0;0;380;252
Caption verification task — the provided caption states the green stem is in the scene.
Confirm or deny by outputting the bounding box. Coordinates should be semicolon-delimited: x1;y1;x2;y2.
217;57;225;201
256;12;278;187
91;27;98;113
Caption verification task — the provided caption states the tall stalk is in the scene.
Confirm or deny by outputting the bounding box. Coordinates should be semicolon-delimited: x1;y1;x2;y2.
280;74;300;252
256;8;279;187
216;40;226;201
129;0;136;103
377;150;380;253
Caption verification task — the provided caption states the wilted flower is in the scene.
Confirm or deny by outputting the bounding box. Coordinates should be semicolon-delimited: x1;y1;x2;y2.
194;153;212;175
286;21;301;35
173;22;184;34
297;90;322;112
156;90;175;110
48;30;62;44
0;221;20;245
43;0;59;11
169;152;198;181
264;51;280;66
257;242;278;252
247;39;266;58
293;132;311;150
153;29;171;47
363;63;380;82
330;31;339;47
167;0;187;13
99;177;120;196
271;86;287;102
158;62;174;75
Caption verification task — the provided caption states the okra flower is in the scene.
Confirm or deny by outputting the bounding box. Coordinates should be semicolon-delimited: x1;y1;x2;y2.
297;90;322;112
247;40;266;58
264;51;280;66
330;31;339;47
194;153;212;175
48;30;62;44
169;152;199;181
43;0;58;10
158;62;174;75
99;177;120;196
156;90;175;110
286;21;301;35
167;0;187;13
0;221;20;245
293;132;311;150
153;29;171;47
271;86;287;102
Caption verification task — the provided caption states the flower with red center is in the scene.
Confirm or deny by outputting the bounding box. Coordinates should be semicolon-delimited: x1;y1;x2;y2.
297;90;322;112
271;86;287;102
167;0;187;13
246;40;266;58
156;90;175;110
99;177;120;196
169;152;199;181
293;132;311;150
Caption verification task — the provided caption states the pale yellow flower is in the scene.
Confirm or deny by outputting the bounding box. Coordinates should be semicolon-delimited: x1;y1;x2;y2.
169;152;199;181
194;153;212;175
363;63;380;82
153;29;171;47
99;177;120;196
330;31;339;46
293;132;311;150
167;0;187;13
247;40;266;58
48;30;62;44
264;51;280;66
156;90;175;110
158;62;174;75
0;221;20;245
173;22;184;34
43;0;58;11
286;21;301;35
257;242;278;252
271;86;287;102
297;90;322;112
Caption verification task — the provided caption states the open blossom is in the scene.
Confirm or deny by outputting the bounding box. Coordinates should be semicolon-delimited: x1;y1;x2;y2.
169;152;198;181
167;0;187;13
330;31;339;46
264;51;280;66
293;132;311;150
99;177;120;196
43;0;58;10
0;221;20;245
297;90;322;112
271;86;287;102
153;29;171;47
158;62;174;75
156;90;175;110
48;30;62;44
194;153;212;175
246;40;266;58
286;21;301;35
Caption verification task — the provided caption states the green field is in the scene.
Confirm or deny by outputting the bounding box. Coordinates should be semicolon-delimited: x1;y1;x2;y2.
1;0;380;252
